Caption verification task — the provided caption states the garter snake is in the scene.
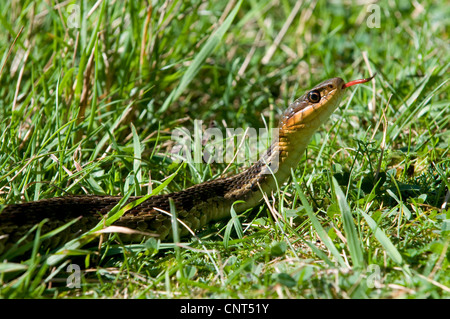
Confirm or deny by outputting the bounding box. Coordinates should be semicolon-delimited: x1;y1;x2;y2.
0;75;375;253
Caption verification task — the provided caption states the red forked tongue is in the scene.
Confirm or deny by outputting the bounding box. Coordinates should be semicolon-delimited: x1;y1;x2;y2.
342;73;377;89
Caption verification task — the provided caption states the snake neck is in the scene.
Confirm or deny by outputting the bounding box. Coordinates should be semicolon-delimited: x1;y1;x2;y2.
223;85;345;214
219;126;313;214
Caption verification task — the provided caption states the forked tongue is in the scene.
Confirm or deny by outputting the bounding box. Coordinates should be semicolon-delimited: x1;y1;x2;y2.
342;73;376;89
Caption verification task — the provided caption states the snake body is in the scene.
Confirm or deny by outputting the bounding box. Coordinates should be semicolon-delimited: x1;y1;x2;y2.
0;76;374;253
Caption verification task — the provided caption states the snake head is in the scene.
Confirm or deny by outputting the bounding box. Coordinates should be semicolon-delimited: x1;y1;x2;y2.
281;77;346;131
280;75;375;132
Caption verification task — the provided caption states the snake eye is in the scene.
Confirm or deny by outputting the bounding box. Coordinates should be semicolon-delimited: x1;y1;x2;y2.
308;90;321;103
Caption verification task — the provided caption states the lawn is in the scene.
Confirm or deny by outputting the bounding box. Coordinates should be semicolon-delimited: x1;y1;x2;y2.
0;0;448;298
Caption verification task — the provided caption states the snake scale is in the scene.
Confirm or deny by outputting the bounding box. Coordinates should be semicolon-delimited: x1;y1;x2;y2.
0;75;374;254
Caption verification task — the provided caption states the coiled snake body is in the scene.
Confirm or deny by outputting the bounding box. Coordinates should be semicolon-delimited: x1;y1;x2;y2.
0;76;374;253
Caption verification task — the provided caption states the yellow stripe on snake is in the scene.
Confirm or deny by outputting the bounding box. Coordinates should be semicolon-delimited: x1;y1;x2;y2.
0;75;375;254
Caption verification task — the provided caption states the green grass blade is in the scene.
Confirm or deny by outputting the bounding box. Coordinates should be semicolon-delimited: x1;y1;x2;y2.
0;262;28;274
389;76;449;143
332;177;365;269
292;170;347;268
131;123;142;195
169;197;183;279
358;209;403;265
223;201;244;248
302;240;335;268
359;208;412;277
74;0;106;103
169;197;180;245
159;0;243;113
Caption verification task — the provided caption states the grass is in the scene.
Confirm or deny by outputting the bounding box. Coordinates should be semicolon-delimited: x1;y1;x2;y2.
0;0;449;298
